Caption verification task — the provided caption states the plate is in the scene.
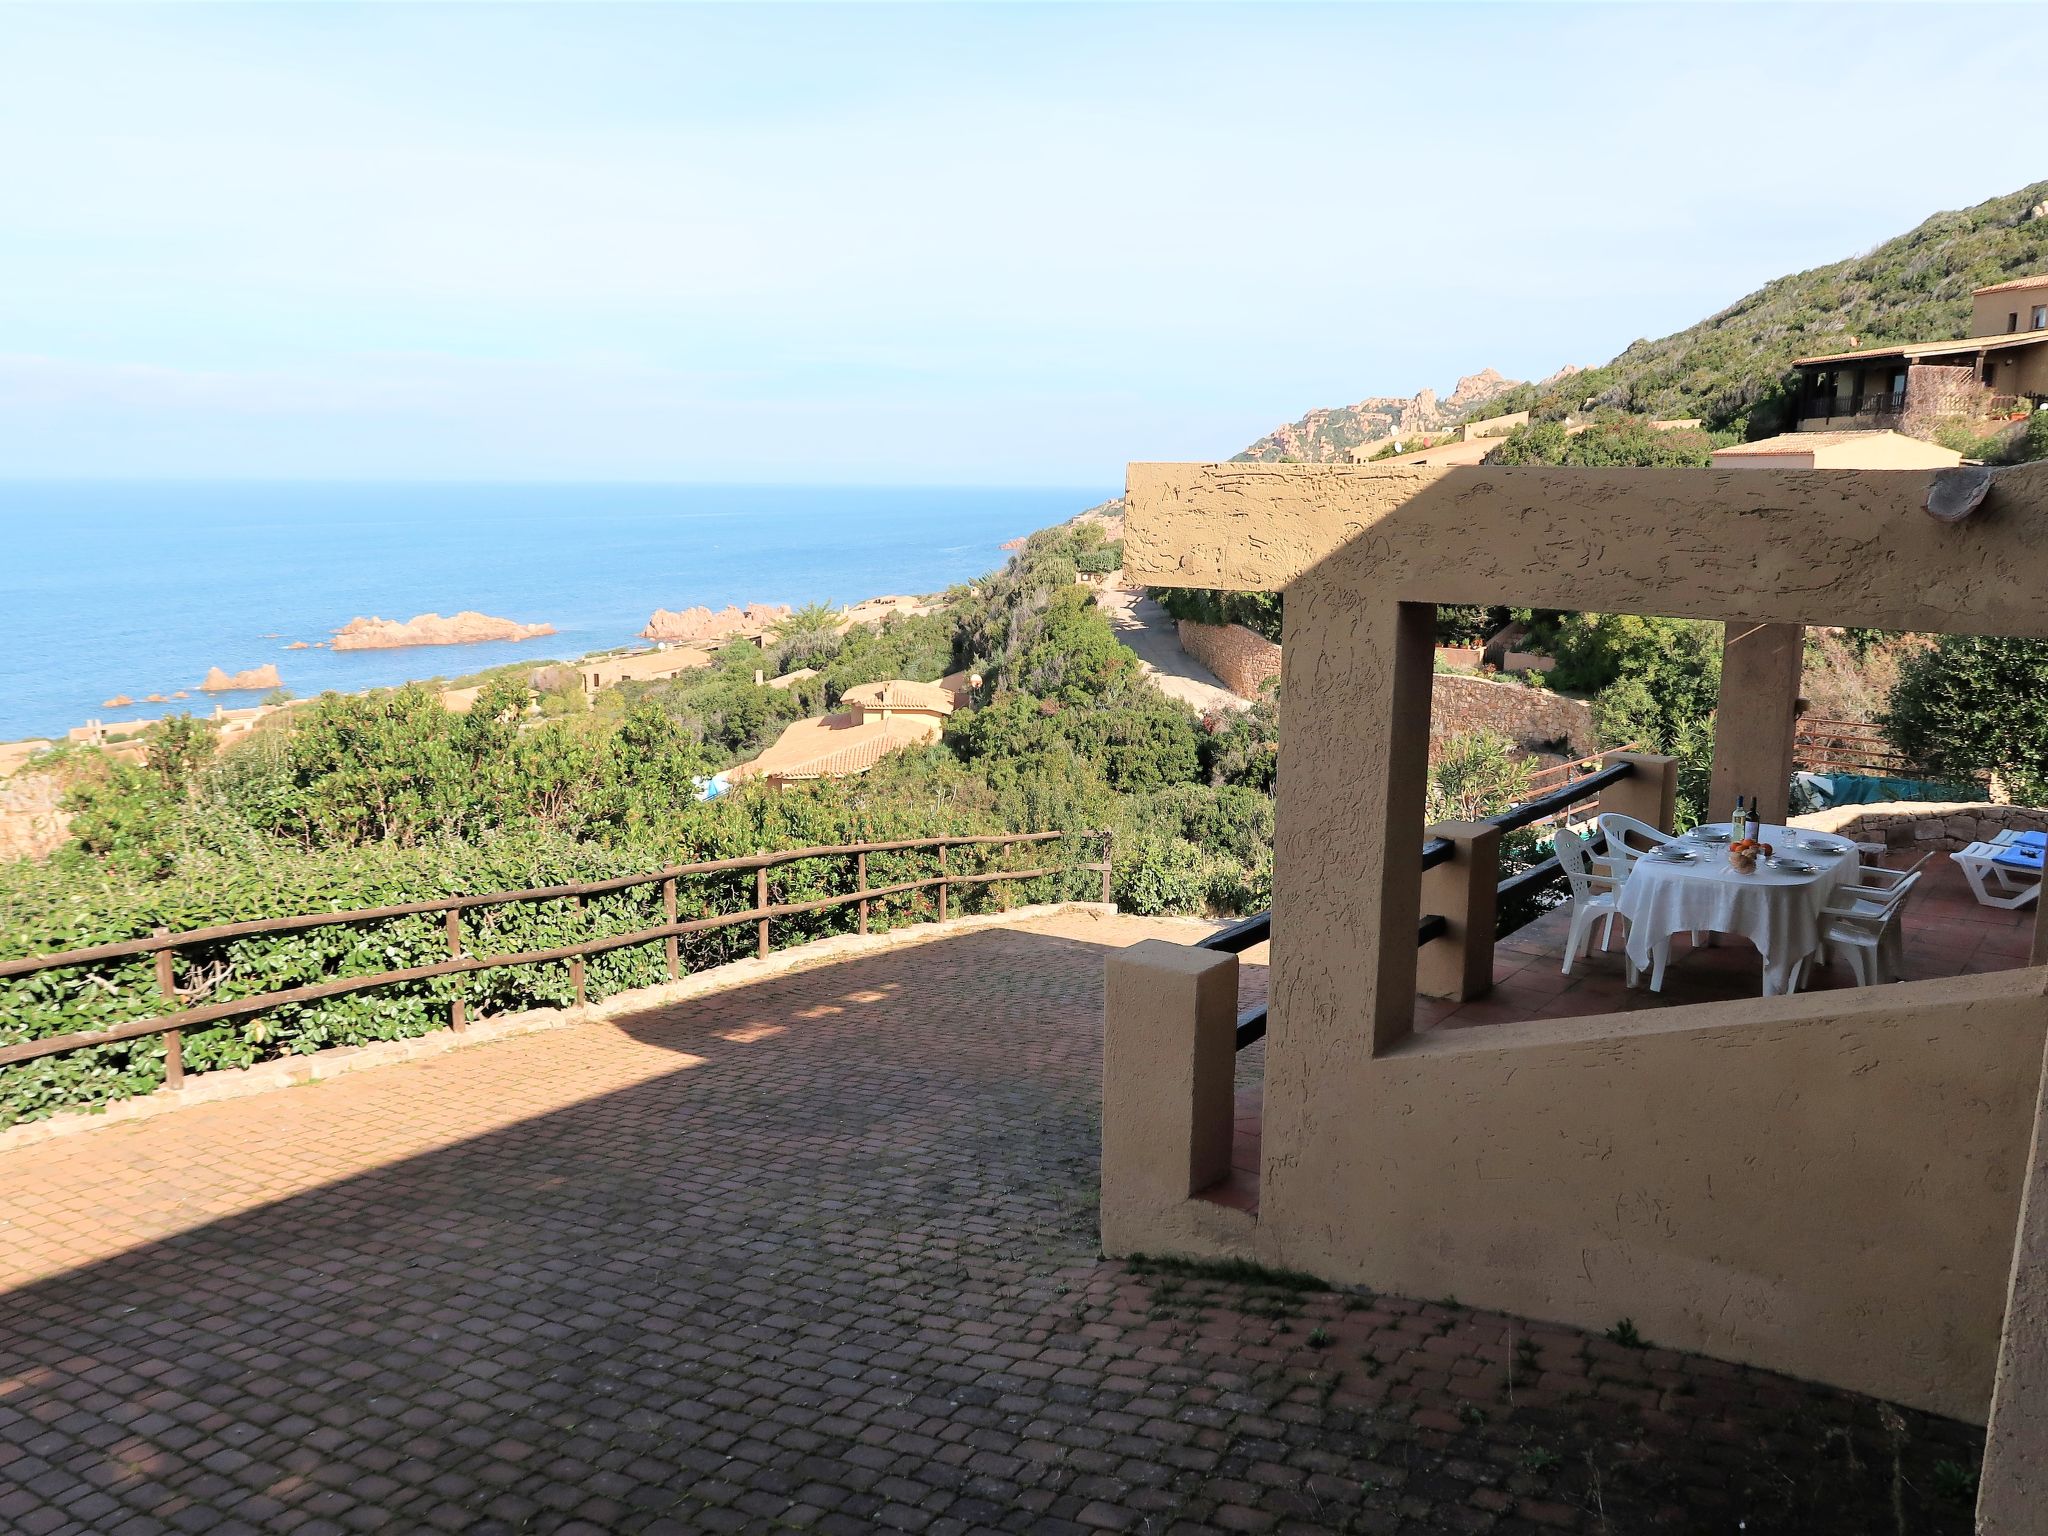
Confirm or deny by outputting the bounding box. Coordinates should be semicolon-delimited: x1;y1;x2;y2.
1691;829;1731;844
1796;836;1848;855
1766;856;1817;875
1647;848;1697;863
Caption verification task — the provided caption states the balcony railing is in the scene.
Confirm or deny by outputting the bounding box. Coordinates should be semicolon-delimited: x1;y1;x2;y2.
1204;757;1636;1049
1800;391;1906;424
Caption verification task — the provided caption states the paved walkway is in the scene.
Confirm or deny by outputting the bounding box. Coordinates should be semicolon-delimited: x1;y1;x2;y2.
1096;587;1247;715
0;911;1982;1535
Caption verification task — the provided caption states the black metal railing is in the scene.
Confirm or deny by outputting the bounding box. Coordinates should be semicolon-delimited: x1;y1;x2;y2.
1800;391;1905;424
1204;758;1636;1052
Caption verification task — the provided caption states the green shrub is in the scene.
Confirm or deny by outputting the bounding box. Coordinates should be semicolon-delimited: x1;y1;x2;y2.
1884;634;2047;802
1115;838;1210;916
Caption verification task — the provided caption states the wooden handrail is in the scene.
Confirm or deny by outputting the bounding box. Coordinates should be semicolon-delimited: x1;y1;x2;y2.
0;830;1113;1078
0;830;1077;981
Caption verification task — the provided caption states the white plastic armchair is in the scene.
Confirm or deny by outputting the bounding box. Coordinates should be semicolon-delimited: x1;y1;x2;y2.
1594;813;1671;880
1805;869;1923;987
1849;851;1930;893
1554;826;1621;976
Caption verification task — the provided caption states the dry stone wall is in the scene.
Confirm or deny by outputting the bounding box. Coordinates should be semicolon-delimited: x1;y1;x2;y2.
1176;620;1281;700
1791;800;2048;853
1429;674;1597;756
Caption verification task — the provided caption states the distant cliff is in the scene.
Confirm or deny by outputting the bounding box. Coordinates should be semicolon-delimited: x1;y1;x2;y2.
331;612;557;651
1232;369;1538;464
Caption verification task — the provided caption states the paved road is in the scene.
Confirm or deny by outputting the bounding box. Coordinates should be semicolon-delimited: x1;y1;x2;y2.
0;910;1981;1536
1096;585;1248;714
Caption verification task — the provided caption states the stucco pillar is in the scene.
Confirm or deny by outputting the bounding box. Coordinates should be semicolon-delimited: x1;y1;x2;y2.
1709;621;1805;827
1100;940;1238;1254
1416;821;1501;1002
2031;904;2047;971
1979;1031;2048;1532
1599;752;1680;834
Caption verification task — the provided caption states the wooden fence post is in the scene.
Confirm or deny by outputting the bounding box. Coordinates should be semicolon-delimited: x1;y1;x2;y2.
938;844;950;922
153;927;183;1090
1100;830;1115;906
571;894;587;1008
756;865;770;960
663;876;680;982
857;851;869;936
446;908;466;1031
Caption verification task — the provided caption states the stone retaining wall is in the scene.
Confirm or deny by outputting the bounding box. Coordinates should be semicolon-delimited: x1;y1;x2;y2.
1791;799;2048;853
0;773;68;863
1429;673;1598;757
1177;619;1281;700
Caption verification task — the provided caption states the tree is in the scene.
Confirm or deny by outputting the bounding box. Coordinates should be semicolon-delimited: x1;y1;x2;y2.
1884;635;2048;803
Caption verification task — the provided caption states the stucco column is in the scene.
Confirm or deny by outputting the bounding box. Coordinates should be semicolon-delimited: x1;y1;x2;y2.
1416;820;1501;1002
1599;752;1680;834
1709;621;1805;827
2032;904;2047;971
1979;1030;2048;1532
1100;940;1238;1254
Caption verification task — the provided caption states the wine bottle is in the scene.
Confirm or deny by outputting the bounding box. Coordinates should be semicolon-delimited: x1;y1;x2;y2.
1733;796;1748;842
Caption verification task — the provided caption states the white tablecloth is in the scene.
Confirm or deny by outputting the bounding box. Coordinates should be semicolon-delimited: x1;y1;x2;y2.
1616;823;1857;995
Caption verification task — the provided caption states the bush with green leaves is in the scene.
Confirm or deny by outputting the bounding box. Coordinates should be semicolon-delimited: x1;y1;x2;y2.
1427;730;1537;824
1;776;1101;1127
1152;586;1283;643
1483;417;1732;468
1883;634;2047;803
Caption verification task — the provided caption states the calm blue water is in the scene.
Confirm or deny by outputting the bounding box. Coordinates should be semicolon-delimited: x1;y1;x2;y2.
0;482;1105;741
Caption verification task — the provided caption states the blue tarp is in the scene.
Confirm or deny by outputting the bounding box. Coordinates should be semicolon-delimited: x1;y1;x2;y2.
1792;770;1983;810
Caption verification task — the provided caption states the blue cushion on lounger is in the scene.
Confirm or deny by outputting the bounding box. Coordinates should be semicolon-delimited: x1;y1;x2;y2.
2012;829;2047;851
1992;843;2045;871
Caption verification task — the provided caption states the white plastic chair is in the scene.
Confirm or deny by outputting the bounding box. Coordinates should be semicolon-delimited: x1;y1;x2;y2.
1598;813;1706;950
1595;813;1670;879
1849;850;1930;894
1554;827;1621;975
1805;870;1924;987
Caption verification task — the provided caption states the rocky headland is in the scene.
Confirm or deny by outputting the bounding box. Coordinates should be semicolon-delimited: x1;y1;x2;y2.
331;612;557;651
641;602;791;646
201;664;283;693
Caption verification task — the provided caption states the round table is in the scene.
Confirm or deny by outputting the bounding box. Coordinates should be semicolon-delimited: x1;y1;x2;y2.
1615;823;1859;996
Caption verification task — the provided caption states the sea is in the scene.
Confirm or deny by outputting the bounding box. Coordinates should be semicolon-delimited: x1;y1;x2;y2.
0;481;1110;743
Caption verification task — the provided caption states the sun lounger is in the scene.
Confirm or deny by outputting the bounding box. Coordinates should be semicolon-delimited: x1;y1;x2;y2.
1953;838;2043;910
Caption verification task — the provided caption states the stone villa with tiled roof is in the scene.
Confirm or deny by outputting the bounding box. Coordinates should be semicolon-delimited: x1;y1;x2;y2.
728;677;956;787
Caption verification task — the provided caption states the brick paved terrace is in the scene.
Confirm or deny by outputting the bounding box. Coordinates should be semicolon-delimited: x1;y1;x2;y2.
0;909;1988;1535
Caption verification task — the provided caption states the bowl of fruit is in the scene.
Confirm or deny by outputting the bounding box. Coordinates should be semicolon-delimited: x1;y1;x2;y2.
1729;837;1773;872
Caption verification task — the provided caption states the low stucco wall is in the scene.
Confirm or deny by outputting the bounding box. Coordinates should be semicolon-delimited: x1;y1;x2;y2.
1175;619;1281;700
1793;799;2048;853
1429;672;1596;756
1239;970;2048;1421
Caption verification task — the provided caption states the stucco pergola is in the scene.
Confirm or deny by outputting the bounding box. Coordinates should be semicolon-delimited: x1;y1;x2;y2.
1112;459;2048;1527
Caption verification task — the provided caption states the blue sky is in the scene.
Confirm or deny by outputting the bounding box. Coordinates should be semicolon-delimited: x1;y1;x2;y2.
0;3;2040;485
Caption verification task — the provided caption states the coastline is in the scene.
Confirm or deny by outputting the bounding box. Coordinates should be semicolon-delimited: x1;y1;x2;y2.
9;580;975;759
0;481;1108;744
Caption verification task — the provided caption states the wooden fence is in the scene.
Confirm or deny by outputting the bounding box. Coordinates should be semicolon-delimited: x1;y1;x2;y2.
0;829;1112;1088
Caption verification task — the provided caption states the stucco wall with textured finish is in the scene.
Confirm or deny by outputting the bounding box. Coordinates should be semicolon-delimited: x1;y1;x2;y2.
1119;459;2048;1418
